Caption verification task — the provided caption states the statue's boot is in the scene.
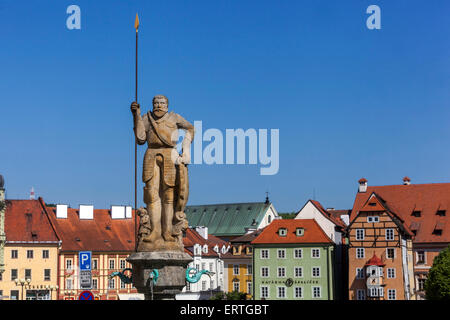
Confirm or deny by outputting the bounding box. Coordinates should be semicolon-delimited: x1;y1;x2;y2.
162;202;176;242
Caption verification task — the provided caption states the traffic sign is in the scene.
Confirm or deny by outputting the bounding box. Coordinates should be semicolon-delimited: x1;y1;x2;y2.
79;251;91;270
78;290;94;300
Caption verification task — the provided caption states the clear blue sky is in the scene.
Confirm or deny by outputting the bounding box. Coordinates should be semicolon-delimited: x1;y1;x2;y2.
1;0;449;212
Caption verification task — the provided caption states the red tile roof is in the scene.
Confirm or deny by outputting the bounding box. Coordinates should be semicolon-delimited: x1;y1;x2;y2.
365;253;385;266
5;199;59;243
43;201;136;252
251;219;333;245
350;183;450;243
183;228;230;257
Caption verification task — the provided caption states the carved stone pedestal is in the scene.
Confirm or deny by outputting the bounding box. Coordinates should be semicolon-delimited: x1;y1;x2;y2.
127;251;192;300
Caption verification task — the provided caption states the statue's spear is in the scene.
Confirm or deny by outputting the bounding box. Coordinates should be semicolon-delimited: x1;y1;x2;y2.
134;13;139;252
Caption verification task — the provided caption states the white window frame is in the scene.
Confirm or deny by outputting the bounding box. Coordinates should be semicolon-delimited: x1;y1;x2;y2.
356;229;365;240
387;268;396;279
294;286;303;299
388;289;396;300
312;267;321;278
294;249;303;259
386;248;395;259
367;216;379;223
120;259;126;269
261;267;269;278
294;267;303;278
386;229;395;241
246;264;252;275
311;248;320;258
312;286;321;298
277;286;286;299
233;264;240;275
277;249;286;259
356;248;365;259
109;259;115;270
66;259;73;270
260;286;269;299
247;281;252;294
232;281;240;292
260;249;269;259
277;267;286;278
278;228;287;236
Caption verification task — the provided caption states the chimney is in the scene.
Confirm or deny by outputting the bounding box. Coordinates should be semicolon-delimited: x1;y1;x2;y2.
56;204;68;219
195;226;208;240
30;187;35;200
358;178;368;193
403;176;411;185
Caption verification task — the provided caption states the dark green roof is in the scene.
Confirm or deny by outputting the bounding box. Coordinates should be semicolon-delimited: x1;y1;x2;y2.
186;202;272;236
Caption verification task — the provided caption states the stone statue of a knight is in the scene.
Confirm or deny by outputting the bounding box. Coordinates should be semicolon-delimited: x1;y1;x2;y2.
130;95;194;252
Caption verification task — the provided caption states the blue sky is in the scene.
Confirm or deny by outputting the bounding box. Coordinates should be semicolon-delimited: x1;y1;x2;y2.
1;0;449;212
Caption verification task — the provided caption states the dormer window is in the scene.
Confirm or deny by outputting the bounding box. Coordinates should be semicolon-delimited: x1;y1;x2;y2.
296;228;304;237
278;228;287;237
436;210;446;216
367;216;379;223
203;245;208;253
412;210;421;217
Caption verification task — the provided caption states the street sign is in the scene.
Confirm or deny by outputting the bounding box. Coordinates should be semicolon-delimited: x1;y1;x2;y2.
78;290;94;300
79;251;91;270
79;251;92;289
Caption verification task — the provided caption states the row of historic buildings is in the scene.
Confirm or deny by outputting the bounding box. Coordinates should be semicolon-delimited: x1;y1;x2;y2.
0;177;448;300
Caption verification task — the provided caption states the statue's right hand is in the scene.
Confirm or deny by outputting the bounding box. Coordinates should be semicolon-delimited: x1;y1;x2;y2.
130;101;140;114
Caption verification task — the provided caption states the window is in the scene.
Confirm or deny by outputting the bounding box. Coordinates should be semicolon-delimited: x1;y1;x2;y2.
11;269;18;281
247;264;252;275
356;248;365;259
66;259;73;270
11;250;18;259
25;269;31;280
66;278;73;290
386;248;395;259
296;228;304;236
417;251;425;264
278;228;287;236
312;267;321;278
260;249;269;259
109;259;115;269
436;210;446;216
27;250;33;259
367;216;379;223
42;250;49;259
294;267;303;278
260;286;269;299
357;289;366;300
294;287;303;298
267;215;272;224
368;287;379;297
92;279;98;289
312;286;321;298
277;249;286;259
356;268;364;279
387;268;396;279
294;249;303;259
120;259;126;269
412;210;421;217
10;290;19;300
233;265;240;275
202;281;207;291
247;281;252;294
209;263;213;271
120;279;126;289
386;229;395;241
108;278;115;289
356;229;365;240
417;278;426;291
261;267;269;278
44;269;51;281
388;289;396;300
311;248;320;258
277;287;286;298
277;267;286;278
92;259;98;270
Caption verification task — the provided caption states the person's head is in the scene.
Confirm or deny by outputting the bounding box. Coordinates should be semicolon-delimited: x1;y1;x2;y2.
152;95;169;118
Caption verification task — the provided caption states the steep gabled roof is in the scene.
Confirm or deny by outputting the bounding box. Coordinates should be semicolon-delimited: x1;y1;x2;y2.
251;219;333;245
183;228;230;258
5;199;59;243
350;183;450;243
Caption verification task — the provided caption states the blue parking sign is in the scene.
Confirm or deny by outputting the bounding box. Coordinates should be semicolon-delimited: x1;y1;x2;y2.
79;251;91;270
